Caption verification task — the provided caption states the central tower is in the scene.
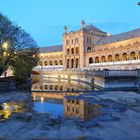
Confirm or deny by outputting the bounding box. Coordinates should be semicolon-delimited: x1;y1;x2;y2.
63;20;107;69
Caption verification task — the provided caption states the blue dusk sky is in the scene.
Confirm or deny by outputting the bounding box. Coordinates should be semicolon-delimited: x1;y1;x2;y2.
0;0;140;47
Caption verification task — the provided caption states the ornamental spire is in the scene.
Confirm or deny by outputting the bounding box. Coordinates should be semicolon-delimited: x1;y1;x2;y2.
81;19;85;29
64;26;67;33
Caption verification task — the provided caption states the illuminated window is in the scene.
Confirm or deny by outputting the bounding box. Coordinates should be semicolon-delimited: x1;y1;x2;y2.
115;54;120;61
122;53;127;61
101;56;106;62
108;55;113;62
95;57;99;63
130;51;136;60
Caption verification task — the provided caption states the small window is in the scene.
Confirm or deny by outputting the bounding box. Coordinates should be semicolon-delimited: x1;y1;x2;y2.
76;47;79;54
87;47;91;52
89;57;93;64
75;38;79;43
71;48;74;54
71;39;74;44
66;40;70;45
39;61;43;66
67;49;70;54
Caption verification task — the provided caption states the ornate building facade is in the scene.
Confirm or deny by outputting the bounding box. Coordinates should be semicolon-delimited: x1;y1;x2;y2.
37;20;140;70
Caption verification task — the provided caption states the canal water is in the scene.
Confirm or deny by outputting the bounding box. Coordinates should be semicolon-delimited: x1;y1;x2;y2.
33;97;64;118
0;78;127;122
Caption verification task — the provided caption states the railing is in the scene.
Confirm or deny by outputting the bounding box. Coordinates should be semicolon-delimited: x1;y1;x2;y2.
89;59;140;67
33;66;140;77
33;65;64;71
105;70;138;77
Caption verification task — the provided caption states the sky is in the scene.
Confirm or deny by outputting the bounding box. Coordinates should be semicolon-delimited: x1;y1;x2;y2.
0;0;140;47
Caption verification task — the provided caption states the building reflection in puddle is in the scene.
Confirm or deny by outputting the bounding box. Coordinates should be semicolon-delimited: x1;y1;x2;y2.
32;92;101;120
31;78;94;92
31;78;100;120
64;96;101;120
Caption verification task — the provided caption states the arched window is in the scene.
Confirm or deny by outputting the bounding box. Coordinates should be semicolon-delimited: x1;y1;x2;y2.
75;38;79;43
101;56;106;62
95;57;99;63
39;61;43;66
49;85;53;90
59;86;63;91
44;61;48;66
108;55;113;62
71;59;74;68
76;58;79;68
59;60;63;65
54;85;58;90
130;51;136;60
67;49;70;54
87;47;91;52
66;40;70;45
71;39;74;44
89;57;93;64
115;54;120;61
71;48;74;54
67;59;69;68
49;61;53;66
76;47;79;54
87;37;89;43
90;38;92;44
39;85;43;90
54;60;58;65
44;85;48;90
122;53;127;61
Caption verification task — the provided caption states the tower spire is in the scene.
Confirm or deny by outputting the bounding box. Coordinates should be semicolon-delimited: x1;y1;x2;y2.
64;26;67;33
81;19;85;29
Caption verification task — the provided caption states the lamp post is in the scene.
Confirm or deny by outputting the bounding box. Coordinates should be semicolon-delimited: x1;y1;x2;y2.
2;42;8;50
2;42;9;77
138;2;140;5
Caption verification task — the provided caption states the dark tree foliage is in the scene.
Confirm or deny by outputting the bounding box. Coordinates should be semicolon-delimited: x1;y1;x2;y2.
0;13;39;80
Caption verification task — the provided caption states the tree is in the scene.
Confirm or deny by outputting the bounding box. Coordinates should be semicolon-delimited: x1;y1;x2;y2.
0;13;39;79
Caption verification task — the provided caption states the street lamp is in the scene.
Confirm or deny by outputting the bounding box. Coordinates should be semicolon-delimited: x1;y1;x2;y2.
2;42;9;50
138;2;140;5
2;42;9;77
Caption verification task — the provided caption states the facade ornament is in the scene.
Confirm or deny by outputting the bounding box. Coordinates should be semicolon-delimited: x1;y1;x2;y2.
64;26;67;33
81;19;85;29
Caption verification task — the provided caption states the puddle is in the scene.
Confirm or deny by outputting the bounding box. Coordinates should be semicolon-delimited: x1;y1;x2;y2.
0;102;25;121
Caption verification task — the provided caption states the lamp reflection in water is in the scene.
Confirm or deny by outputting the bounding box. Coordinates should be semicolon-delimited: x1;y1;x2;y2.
33;95;36;101
41;97;44;103
0;102;23;121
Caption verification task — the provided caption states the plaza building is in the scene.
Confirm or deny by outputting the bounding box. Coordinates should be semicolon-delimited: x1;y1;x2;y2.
37;20;140;71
